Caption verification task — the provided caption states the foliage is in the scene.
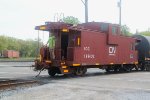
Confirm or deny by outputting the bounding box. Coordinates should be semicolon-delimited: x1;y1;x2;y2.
63;16;80;25
139;31;150;36
0;35;42;57
121;25;132;36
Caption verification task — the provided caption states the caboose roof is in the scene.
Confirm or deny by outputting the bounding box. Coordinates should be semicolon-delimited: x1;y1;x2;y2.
35;22;73;31
35;21;121;34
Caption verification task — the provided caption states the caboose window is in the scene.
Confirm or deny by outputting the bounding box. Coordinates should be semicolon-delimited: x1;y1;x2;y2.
101;23;109;32
68;31;81;47
112;26;117;35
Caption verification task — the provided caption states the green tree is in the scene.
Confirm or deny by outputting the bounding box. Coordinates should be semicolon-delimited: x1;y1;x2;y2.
0;35;42;57
121;25;132;36
139;31;150;36
0;36;8;51
63;16;80;25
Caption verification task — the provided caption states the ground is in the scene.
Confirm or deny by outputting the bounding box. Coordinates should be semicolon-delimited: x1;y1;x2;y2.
0;62;150;100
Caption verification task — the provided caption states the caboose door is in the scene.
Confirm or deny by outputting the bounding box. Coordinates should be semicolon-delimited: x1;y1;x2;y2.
61;32;69;60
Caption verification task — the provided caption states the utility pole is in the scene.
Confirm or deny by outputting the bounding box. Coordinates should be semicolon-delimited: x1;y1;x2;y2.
81;0;88;23
118;0;122;26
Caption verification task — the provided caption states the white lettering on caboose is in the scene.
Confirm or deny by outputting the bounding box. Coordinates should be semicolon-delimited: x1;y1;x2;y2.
84;47;90;51
109;46;116;56
84;54;95;59
83;46;95;59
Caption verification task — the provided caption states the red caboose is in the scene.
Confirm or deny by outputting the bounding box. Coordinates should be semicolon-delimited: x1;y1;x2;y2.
34;22;138;76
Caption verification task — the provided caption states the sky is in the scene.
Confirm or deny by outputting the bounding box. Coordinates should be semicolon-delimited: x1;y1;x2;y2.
0;0;150;41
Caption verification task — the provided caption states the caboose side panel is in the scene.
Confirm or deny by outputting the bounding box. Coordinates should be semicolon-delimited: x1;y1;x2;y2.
73;30;120;65
117;36;138;64
73;31;107;65
72;29;137;66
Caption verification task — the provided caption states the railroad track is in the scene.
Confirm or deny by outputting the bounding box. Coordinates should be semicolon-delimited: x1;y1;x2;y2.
0;79;37;90
0;58;34;62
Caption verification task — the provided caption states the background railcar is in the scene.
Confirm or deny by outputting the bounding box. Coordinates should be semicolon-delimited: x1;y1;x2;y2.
133;35;150;70
3;50;19;58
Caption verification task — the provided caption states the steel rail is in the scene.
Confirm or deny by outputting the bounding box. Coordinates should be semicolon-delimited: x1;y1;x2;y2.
0;80;37;90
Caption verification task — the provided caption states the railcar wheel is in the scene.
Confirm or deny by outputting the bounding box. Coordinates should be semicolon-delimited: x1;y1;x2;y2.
145;64;150;71
75;67;87;76
125;66;132;72
105;68;110;73
135;65;139;71
113;67;119;72
48;69;56;77
140;66;145;71
105;67;112;73
119;67;125;72
83;67;87;74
